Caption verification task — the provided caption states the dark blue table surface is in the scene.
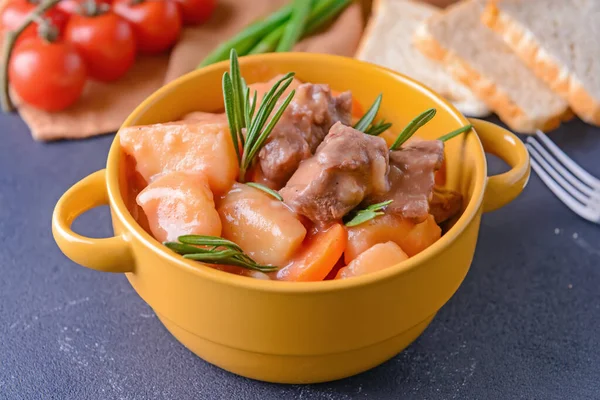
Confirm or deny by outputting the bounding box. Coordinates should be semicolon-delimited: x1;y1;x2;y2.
1;112;599;400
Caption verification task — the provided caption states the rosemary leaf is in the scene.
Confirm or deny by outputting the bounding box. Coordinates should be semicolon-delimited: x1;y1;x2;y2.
244;88;295;170
365;120;392;136
246;72;295;148
184;249;240;261
222;72;241;162
178;235;243;252
164;242;212;255
344;200;393;227
184;250;277;272
249;90;257;121
246;182;283;201
438;124;472;142
243;87;251;128
390;108;437;150
230;51;246;147
354;93;383;132
168;235;278;272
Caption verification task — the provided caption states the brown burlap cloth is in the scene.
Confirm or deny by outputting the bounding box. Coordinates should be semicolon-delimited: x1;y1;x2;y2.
10;0;365;141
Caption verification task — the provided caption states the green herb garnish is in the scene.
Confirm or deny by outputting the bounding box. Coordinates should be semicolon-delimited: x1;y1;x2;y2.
354;93;383;132
303;0;351;35
222;49;296;182
198;0;351;68
390;108;437;150
198;4;294;67
344;200;393;227
247;0;351;55
277;0;312;52
365;119;392;136
165;235;277;272
246;182;283;201
438;124;472;142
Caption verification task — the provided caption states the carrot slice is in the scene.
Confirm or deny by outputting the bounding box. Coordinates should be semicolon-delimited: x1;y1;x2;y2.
275;223;347;282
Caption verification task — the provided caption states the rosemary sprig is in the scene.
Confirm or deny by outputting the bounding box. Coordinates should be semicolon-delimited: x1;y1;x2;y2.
438;124;473;142
390;108;437;150
165;235;278;272
246;182;283;201
344;200;393;227
222;49;296;181
354;93;383;132
365;119;392;136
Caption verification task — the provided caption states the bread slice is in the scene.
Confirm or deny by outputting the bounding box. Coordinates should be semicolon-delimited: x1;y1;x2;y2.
355;0;490;117
482;0;600;126
414;0;570;133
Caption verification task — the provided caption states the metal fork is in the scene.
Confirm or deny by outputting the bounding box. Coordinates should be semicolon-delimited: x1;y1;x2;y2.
526;130;600;224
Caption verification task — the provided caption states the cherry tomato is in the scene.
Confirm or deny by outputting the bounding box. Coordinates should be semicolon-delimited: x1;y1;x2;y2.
0;0;69;41
64;10;136;82
9;38;87;111
113;0;181;54
57;0;112;15
173;0;216;25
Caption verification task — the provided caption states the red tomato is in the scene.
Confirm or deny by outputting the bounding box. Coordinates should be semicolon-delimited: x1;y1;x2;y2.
173;0;216;25
64;11;136;82
9;39;87;111
57;0;112;15
0;0;69;41
112;0;181;54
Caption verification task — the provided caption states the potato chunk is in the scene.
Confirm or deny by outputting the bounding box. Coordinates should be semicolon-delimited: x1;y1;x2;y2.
120;120;238;195
218;183;307;266
345;213;441;262
345;214;413;263
336;242;408;279
136;171;221;243
400;215;441;257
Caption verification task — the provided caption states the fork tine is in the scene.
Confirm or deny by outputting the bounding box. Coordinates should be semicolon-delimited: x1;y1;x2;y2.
529;157;600;223
527;144;590;204
527;138;595;197
534;130;600;189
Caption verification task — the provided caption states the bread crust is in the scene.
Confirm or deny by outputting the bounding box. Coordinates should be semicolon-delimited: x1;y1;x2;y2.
354;0;382;58
355;0;489;117
414;23;567;133
482;2;600;126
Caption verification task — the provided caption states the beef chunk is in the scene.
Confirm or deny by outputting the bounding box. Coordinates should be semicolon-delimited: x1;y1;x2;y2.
257;83;352;188
430;187;463;224
366;139;444;223
280;123;389;224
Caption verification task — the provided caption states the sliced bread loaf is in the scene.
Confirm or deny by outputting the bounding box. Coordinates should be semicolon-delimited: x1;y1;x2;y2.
355;0;490;117
482;0;600;126
414;0;570;133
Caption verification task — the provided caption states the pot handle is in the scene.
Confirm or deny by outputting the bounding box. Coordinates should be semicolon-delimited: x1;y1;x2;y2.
468;118;531;213
52;169;134;273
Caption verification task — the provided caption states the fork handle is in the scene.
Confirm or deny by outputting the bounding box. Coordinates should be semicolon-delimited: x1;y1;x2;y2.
469;119;531;213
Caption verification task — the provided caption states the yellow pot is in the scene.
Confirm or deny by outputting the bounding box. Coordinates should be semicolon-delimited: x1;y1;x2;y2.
52;53;530;384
